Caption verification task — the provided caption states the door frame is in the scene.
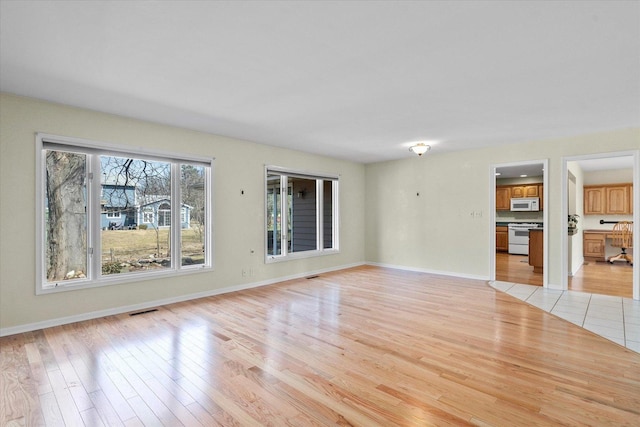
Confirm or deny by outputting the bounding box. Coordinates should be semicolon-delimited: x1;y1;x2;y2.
490;159;549;288
561;150;639;300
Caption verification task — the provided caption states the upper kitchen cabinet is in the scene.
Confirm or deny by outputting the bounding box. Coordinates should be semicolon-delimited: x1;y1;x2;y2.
496;186;511;210
605;185;630;214
511;185;539;198
584;186;605;214
584;183;633;215
538;184;544;211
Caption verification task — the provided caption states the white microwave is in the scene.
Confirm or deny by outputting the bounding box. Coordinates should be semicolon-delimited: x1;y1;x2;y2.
510;197;540;212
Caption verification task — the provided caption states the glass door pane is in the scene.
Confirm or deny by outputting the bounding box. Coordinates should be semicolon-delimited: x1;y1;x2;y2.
267;174;282;256
290;177;317;253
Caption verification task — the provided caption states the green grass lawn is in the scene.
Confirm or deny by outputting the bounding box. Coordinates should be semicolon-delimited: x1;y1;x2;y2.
101;227;204;264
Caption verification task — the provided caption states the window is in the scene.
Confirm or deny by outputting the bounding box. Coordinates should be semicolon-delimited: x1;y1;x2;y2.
36;133;213;293
157;203;171;227
142;210;154;224
265;166;339;262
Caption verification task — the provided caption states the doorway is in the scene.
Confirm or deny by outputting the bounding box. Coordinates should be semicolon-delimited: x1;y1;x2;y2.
491;160;549;288
562;152;639;300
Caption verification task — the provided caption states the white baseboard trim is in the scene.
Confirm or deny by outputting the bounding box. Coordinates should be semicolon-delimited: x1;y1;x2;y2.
0;262;365;337
366;262;490;281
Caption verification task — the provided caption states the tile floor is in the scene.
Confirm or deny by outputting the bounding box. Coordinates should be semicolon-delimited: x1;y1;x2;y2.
489;281;640;353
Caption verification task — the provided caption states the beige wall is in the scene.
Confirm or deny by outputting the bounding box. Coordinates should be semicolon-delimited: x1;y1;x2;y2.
584;168;633;185
365;129;640;286
497;176;543;185
0;94;366;332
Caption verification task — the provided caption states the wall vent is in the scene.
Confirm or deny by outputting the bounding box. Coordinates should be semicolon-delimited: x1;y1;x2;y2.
129;308;158;316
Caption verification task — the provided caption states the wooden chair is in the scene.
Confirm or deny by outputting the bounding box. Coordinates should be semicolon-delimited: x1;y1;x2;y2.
608;221;633;265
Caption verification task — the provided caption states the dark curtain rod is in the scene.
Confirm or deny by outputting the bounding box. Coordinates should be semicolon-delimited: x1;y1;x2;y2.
599;220;634;224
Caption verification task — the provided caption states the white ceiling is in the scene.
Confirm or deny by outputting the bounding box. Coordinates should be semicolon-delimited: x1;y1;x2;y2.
1;1;639;164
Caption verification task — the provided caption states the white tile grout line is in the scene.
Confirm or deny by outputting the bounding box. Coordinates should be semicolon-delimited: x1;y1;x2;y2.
582;294;593;328
547;290;564;314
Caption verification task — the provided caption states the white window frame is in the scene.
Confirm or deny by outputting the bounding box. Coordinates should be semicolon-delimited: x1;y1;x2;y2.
36;133;214;294
106;211;121;219
265;165;339;263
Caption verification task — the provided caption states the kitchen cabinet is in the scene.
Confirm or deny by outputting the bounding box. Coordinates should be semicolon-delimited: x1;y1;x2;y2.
511;185;539;198
583;231;606;261
605;185;630;214
496;226;508;252
528;229;543;273
584;183;632;215
584;186;605;215
538;184;544;211
496;187;511;211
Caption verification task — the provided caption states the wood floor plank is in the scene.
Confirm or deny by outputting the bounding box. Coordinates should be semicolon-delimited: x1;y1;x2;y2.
46;369;86;426
125;395;162;426
43;330;94;415
87;389;125;427
0;335;45;426
79;407;106;427
24;342;53;396
2;266;640;426
38;390;65;426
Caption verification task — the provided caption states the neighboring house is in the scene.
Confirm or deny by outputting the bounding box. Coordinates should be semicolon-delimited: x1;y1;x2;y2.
101;184;192;230
100;182;137;229
137;195;191;229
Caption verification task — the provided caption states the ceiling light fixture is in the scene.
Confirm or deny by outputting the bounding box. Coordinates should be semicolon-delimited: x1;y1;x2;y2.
409;143;431;156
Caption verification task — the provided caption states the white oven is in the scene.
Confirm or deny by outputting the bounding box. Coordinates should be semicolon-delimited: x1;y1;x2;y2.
508;223;540;255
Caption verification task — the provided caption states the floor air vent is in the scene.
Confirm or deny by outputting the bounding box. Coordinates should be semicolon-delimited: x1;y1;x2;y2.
306;275;319;279
129;308;159;316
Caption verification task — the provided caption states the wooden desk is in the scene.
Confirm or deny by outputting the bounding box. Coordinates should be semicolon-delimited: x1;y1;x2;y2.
583;229;616;262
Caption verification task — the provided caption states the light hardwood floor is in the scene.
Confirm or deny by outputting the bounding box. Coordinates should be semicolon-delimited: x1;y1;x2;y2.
2;266;639;426
495;252;633;298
